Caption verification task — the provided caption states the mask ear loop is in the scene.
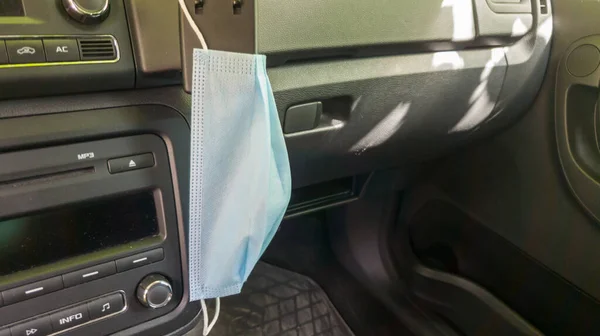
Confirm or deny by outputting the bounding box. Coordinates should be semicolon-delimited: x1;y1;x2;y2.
178;0;218;334
178;0;208;50
201;297;221;335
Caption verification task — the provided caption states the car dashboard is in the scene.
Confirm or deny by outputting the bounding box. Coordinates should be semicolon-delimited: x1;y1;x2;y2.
0;0;551;335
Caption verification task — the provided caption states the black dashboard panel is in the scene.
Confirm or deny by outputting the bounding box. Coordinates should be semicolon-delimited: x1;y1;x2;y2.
178;0;551;187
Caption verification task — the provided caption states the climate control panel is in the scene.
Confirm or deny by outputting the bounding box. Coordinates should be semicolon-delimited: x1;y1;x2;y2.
0;36;118;68
0;0;134;99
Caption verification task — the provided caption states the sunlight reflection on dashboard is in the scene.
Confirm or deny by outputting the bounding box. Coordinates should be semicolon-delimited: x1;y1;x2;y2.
450;48;506;133
432;51;465;70
442;0;476;41
350;102;412;155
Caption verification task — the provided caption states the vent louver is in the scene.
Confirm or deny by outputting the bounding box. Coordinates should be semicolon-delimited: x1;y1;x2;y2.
539;0;548;14
78;38;116;61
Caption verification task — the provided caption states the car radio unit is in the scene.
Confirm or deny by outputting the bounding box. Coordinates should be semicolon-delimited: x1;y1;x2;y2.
0;134;186;336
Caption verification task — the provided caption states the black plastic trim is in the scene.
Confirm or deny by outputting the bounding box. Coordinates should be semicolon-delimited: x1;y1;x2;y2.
556;35;600;223
412;265;541;336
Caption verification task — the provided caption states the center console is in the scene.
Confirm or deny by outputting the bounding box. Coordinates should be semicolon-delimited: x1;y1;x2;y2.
0;0;200;330
0;0;203;334
0;134;181;334
0;105;197;336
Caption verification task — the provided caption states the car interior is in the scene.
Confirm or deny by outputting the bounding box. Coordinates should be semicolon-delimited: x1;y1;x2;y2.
1;0;600;335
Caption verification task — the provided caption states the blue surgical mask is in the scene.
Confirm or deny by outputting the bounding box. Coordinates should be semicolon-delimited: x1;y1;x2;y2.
188;48;292;301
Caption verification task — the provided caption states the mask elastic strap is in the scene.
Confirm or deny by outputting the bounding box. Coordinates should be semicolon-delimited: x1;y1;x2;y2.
178;0;208;50
200;297;221;335
178;0;219;334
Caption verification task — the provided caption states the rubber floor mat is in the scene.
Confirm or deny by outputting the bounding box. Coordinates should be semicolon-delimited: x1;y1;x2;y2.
187;262;354;336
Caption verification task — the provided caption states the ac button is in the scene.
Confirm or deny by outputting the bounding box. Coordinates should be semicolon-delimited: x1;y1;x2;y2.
43;39;79;62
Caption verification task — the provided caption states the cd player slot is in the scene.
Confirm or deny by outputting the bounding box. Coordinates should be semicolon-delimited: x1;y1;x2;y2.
0;166;95;189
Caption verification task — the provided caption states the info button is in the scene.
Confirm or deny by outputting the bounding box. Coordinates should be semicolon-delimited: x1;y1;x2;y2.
49;304;90;332
43;39;79;62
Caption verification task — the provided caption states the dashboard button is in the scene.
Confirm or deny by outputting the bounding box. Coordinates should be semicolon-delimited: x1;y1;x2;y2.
63;261;116;287
116;248;164;272
2;276;64;305
108;153;155;174
88;293;125;319
49;304;90;332
11;316;52;336
43;39;79;62
6;40;45;64
0;41;8;64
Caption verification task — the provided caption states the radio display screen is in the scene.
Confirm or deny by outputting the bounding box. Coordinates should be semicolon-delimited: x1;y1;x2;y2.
0;192;160;276
0;0;25;16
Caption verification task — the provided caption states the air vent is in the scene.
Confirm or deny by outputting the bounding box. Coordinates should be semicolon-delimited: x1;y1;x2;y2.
78;38;117;61
539;0;548;14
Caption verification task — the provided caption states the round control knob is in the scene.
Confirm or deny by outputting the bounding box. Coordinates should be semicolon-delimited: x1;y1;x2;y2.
62;0;110;24
137;274;173;309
